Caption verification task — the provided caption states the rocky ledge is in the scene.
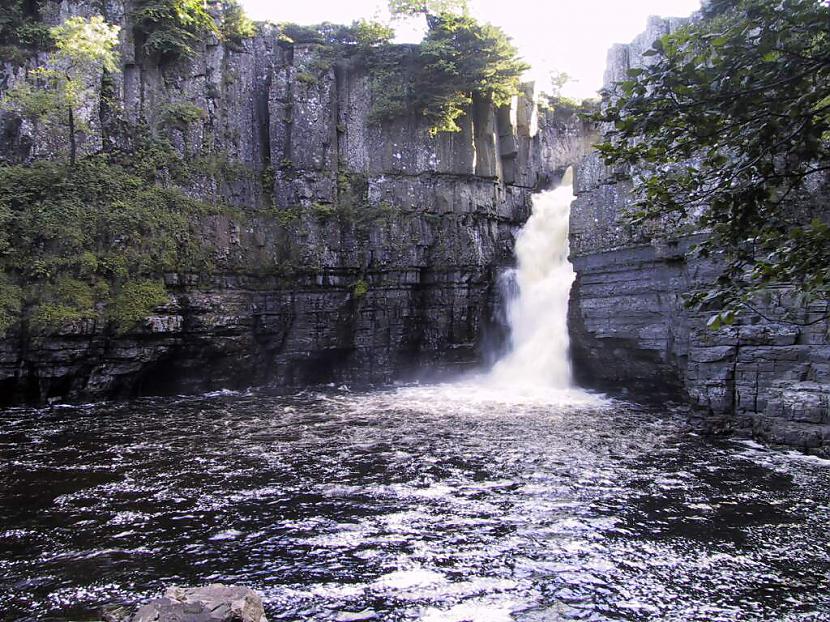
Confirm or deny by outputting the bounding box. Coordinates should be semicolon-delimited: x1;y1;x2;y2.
127;585;267;622
0;1;595;404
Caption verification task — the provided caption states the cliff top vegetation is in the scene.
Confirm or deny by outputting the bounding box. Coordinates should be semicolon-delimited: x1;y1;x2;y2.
0;0;531;336
275;0;527;135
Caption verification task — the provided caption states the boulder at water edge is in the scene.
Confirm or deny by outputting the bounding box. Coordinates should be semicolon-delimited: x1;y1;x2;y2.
130;584;267;622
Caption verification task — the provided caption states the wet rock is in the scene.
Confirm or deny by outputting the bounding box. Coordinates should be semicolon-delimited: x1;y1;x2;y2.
131;584;267;622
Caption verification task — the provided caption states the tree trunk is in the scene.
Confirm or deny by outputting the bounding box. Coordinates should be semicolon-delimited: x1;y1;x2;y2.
68;106;76;165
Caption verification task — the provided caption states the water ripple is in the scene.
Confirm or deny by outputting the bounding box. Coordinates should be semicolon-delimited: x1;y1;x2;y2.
0;386;828;620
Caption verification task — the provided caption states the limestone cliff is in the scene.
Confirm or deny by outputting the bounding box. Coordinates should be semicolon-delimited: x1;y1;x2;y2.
0;1;593;403
569;17;830;455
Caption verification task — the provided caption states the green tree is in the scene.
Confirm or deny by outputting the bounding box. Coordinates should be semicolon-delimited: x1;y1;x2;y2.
1;15;120;164
596;0;830;326
415;14;529;133
131;0;217;61
220;0;256;47
389;0;467;16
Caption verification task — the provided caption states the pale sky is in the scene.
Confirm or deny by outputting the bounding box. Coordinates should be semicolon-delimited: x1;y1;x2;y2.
240;0;701;99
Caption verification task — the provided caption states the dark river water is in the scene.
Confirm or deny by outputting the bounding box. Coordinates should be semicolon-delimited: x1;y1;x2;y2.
1;383;829;621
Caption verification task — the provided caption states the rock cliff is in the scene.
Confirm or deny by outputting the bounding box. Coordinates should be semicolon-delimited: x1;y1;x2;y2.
569;16;830;456
0;1;593;403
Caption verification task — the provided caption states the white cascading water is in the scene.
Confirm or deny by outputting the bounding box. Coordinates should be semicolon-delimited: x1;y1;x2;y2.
489;168;576;389
382;167;599;408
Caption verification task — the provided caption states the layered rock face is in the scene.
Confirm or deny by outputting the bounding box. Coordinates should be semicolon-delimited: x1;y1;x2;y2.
0;2;593;403
569;17;830;455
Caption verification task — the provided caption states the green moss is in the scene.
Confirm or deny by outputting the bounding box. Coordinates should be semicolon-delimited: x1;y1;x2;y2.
159;102;206;129
311;57;333;72
0;275;22;336
270;205;301;226
312;202;336;220
29;304;87;332
0;148;238;335
352;279;369;299
296;72;318;86
190;154;253;184
28;277;95;333
109;279;169;333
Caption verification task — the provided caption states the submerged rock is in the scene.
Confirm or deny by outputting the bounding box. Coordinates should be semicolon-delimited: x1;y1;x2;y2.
131;585;267;622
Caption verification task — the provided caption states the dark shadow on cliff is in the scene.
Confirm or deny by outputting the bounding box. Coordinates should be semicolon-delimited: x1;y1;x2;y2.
567;277;688;405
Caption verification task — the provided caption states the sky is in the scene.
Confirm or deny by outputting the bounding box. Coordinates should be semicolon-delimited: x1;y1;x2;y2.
240;0;702;100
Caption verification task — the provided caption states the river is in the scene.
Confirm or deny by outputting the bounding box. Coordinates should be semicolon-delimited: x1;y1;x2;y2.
1;387;829;620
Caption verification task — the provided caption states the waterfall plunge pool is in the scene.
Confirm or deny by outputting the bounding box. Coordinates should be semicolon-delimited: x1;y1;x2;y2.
1;386;829;621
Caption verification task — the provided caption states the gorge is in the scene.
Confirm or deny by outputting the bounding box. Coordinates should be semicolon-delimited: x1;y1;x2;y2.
0;0;592;405
1;1;830;620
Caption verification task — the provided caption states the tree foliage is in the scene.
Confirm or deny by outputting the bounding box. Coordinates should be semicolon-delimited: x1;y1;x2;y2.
416;14;528;132
388;0;468;19
219;0;256;46
274;11;526;135
596;0;830;324
0;0;52;61
277;20;394;49
51;15;121;73
132;0;258;59
367;13;528;134
1;15;120;163
131;0;218;61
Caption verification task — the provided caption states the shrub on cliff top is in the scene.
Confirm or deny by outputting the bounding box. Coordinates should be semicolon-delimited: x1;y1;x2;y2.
131;0;218;61
220;0;256;46
277;20;394;49
415;14;529;133
388;0;468;19
275;9;526;135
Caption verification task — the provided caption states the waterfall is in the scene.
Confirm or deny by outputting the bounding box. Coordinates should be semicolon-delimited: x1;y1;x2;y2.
489;168;576;388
